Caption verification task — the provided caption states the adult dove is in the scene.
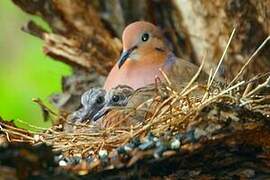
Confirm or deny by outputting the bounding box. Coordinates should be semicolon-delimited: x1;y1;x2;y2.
104;21;208;91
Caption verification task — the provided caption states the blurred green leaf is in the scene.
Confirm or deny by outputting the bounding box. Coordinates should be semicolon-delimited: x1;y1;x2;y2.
0;1;71;129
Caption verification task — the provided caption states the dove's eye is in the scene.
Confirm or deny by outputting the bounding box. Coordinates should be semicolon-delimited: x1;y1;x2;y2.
141;33;149;42
96;96;104;104
112;95;120;102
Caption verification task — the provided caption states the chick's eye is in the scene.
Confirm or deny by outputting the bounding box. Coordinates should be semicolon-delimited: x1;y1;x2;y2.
96;96;104;104
141;33;149;42
112;95;120;102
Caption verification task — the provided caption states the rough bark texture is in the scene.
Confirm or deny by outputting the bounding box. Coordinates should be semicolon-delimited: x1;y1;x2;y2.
176;0;270;80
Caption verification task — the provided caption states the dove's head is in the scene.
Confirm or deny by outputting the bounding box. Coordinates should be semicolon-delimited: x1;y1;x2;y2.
118;21;169;69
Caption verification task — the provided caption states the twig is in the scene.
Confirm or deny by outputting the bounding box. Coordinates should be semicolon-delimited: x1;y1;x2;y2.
209;28;236;88
15;118;49;132
202;68;213;102
159;68;172;86
201;81;245;106
1;128;34;142
229;36;270;87
243;76;270;98
180;54;206;95
32;98;58;116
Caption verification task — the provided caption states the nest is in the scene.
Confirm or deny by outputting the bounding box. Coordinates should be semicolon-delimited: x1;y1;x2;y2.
1;53;270;175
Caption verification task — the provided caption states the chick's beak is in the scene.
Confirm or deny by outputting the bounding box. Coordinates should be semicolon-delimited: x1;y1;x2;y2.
118;46;137;69
92;107;110;122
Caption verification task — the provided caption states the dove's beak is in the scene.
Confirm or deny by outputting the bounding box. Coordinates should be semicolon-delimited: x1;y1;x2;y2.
118;46;137;69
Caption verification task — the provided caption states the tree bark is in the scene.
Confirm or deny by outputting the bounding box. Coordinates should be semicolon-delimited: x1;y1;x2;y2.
176;0;270;80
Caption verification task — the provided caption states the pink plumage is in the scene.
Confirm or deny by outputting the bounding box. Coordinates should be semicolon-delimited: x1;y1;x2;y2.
104;21;207;91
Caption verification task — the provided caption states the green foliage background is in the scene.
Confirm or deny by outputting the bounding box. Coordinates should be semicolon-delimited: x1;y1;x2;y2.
0;1;71;130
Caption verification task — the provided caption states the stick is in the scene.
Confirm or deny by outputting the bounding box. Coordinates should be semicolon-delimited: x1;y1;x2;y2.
229;36;270;87
209;28;236;87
